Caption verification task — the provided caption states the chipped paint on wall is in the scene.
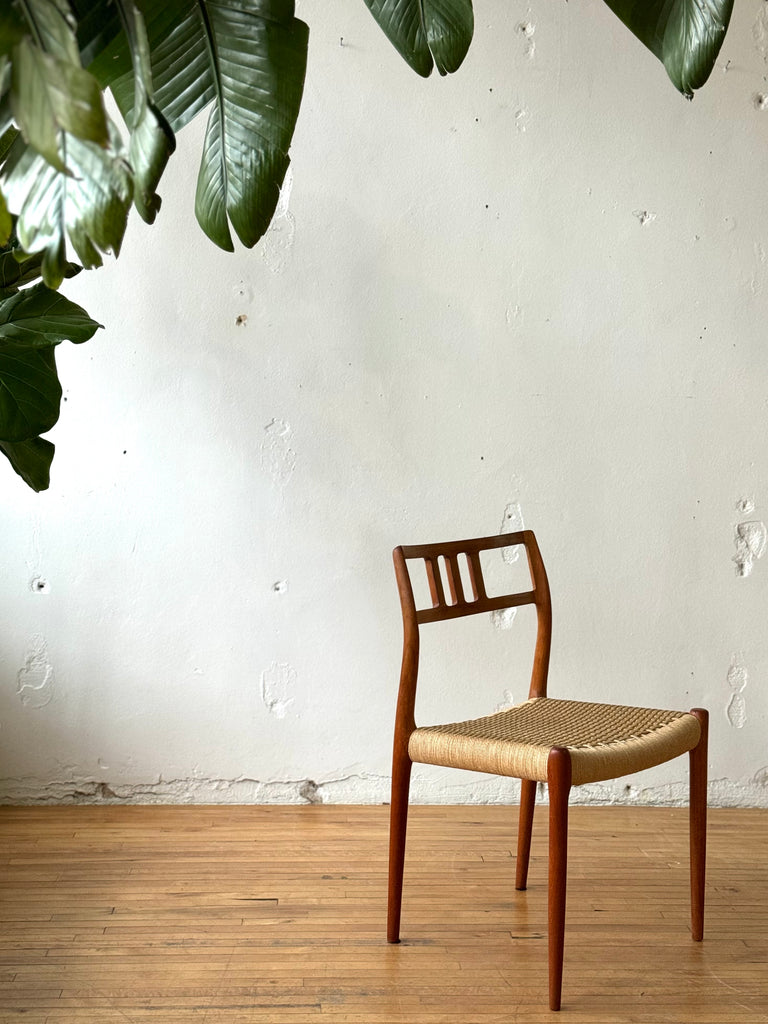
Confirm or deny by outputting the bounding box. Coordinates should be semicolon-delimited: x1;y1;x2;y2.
499;501;525;562
732;520;766;577
261;661;296;718
261;166;296;274
514;108;530;133
260;418;296;488
494;688;515;712
17;636;54;709
491;501;525;630
753;4;768;62
517;21;535;60
505;303;523;328
633;209;656;226
726;653;748;730
0;769;767;808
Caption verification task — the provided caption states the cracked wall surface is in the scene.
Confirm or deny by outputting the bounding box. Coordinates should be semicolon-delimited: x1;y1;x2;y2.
2;0;768;808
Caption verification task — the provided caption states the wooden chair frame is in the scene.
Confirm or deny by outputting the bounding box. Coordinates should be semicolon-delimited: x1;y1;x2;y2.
387;529;708;1011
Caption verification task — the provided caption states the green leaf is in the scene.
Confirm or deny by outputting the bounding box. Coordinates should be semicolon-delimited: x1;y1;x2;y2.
0;245;81;295
0;434;54;490
0;190;10;246
0;9;27;59
14;0;82;65
0;280;101;345
193;1;310;250
0;125;21;165
103;1;308;250
601;0;734;96
113;1;175;224
2;127;132;288
0;337;60;440
10;36;109;172
363;0;474;78
79;1;190;94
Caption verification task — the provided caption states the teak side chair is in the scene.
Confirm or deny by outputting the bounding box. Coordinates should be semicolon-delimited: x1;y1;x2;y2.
387;530;708;1011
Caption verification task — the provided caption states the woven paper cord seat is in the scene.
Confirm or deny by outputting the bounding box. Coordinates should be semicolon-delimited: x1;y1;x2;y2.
387;529;708;1012
408;697;701;786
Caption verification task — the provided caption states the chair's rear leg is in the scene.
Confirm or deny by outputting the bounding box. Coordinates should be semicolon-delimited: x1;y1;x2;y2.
547;747;572;1012
516;779;537;890
387;749;412;943
689;708;708;942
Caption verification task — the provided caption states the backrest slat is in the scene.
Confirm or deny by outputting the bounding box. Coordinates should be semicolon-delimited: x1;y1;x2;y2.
417;589;535;624
392;528;552;714
398;531;536;623
425;555;445;608
467;550;485;601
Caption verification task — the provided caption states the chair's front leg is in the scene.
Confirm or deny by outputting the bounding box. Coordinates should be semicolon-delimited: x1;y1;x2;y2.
387;748;412;943
689;708;708;942
547;747;572;1012
516;779;537;890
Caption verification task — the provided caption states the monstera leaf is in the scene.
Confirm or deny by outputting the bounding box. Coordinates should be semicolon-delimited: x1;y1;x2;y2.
601;0;734;96
362;0;474;77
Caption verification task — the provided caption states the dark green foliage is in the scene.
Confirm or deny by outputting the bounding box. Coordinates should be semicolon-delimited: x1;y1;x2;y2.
0;0;736;490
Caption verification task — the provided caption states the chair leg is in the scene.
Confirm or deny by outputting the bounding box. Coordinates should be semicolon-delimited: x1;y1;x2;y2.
516;779;537;890
387;748;412;943
547;747;572;1012
689;708;708;942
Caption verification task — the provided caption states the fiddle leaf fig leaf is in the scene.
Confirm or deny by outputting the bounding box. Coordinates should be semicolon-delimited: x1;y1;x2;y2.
0;280;101;346
0;435;54;490
0;338;60;441
0;283;99;450
0;246;81;296
10;36;109;173
362;0;474;78
2;127;132;288
601;0;734;96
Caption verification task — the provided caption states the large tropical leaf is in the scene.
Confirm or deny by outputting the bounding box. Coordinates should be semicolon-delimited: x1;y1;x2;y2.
116;1;175;223
363;0;474;78
0;190;10;245
0;339;60;441
0;435;54;490
95;1;308;251
2;126;132;288
0;245;80;295
73;0;176;223
10;35;108;172
0;282;100;449
0;279;101;346
601;0;734;96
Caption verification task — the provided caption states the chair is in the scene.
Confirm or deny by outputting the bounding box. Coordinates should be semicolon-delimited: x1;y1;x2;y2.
387;529;708;1011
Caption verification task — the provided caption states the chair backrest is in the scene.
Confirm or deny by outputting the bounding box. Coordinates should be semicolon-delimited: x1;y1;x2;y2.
392;531;552;736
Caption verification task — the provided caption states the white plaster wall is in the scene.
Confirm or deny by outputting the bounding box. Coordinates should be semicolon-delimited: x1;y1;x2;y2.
1;0;767;806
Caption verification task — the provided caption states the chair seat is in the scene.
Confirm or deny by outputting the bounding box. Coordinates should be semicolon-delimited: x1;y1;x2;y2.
408;697;702;786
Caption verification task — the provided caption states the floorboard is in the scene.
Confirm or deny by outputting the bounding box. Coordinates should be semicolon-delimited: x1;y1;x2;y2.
0;805;766;1022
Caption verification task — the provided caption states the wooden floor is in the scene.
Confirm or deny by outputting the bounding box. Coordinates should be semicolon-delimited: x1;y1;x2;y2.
0;805;766;1023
